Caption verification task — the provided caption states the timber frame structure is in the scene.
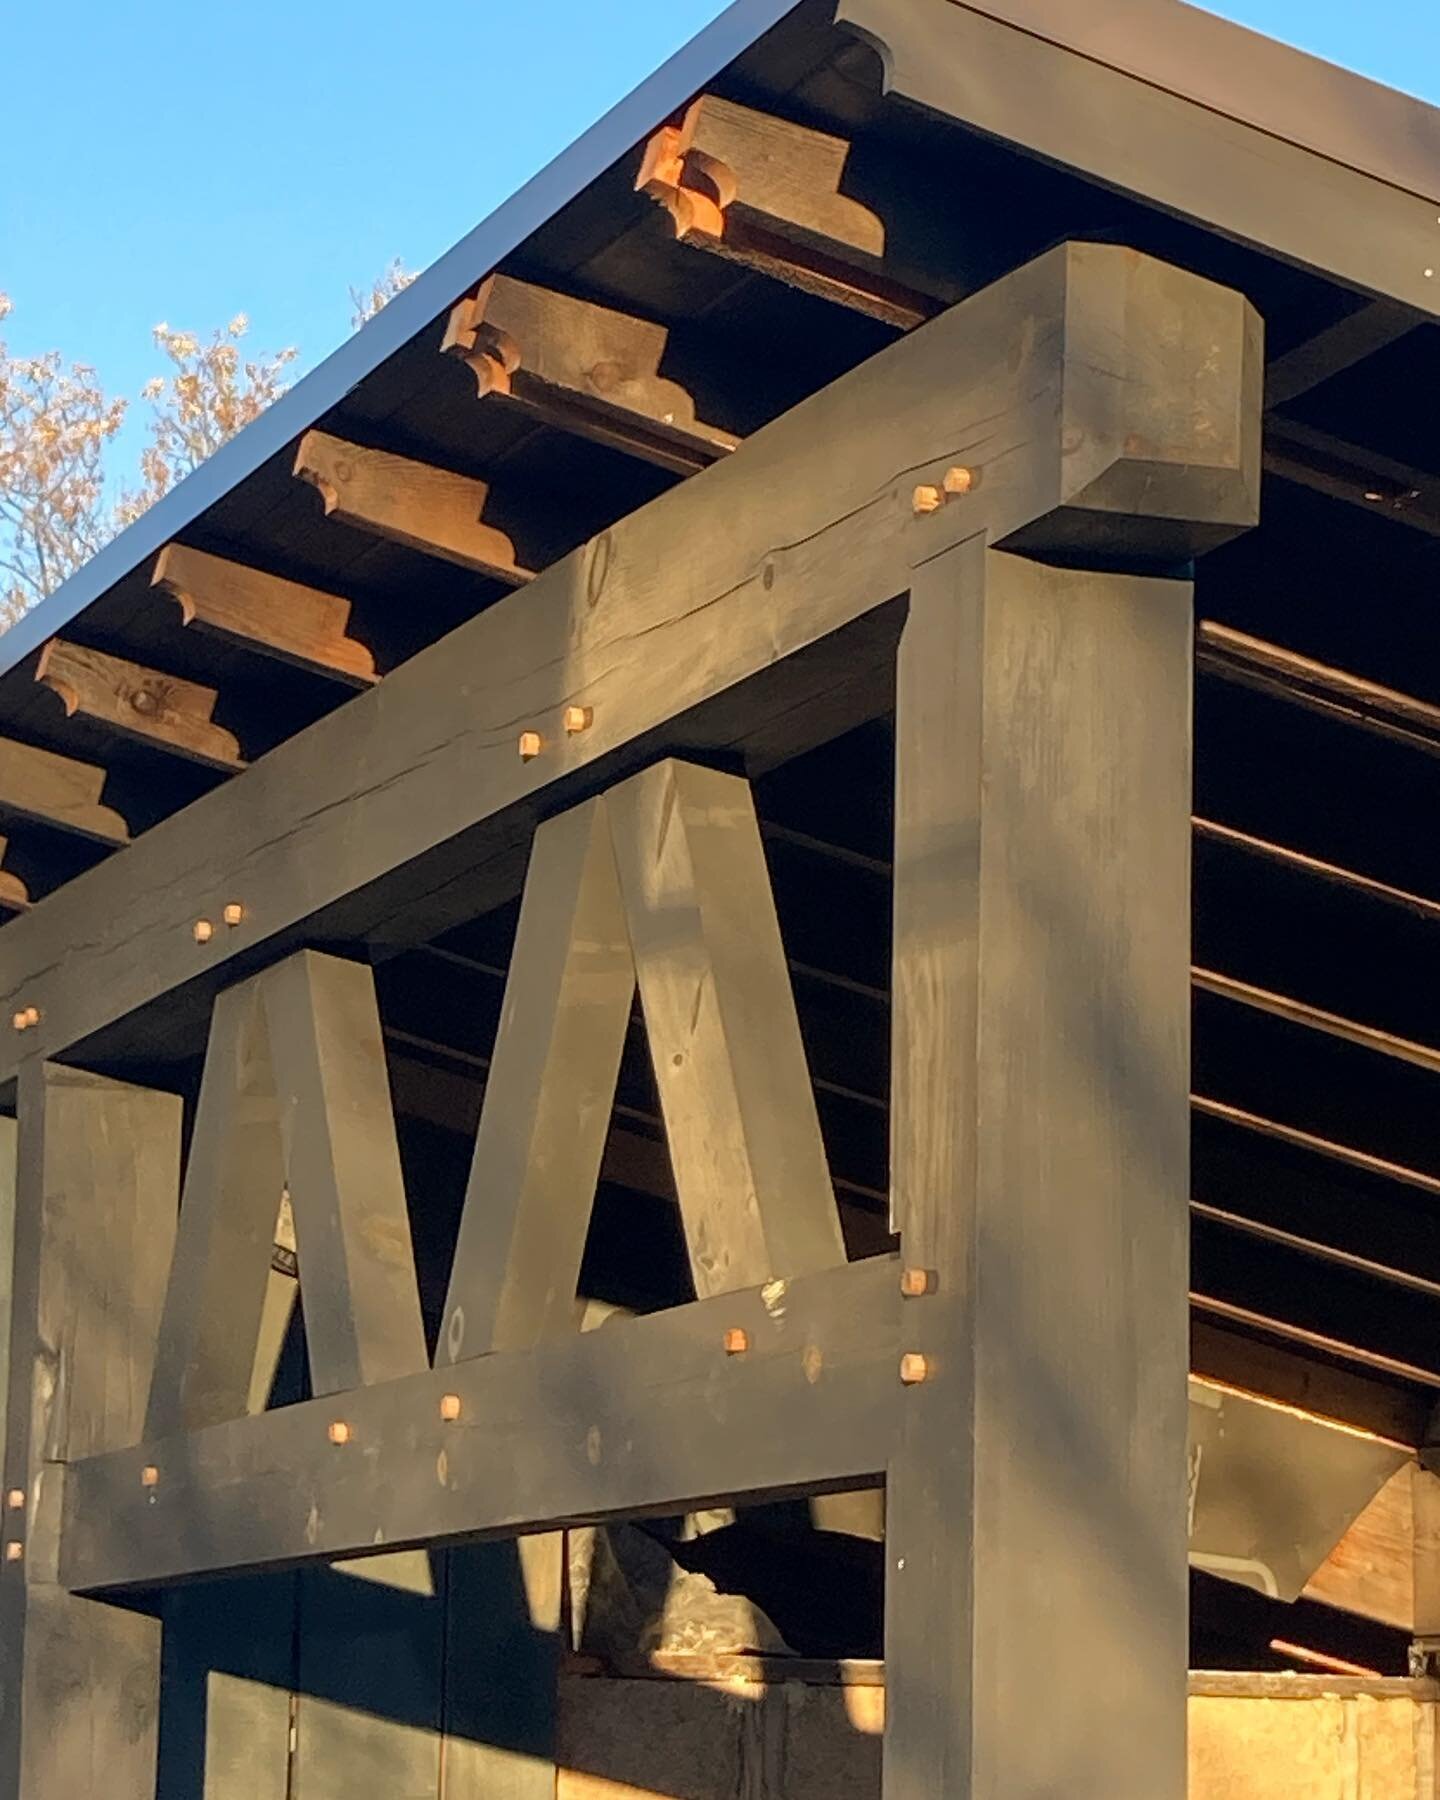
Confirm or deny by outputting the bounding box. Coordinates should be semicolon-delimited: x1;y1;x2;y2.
2;2;1440;1795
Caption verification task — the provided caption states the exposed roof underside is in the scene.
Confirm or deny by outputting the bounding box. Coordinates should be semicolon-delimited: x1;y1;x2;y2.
4;0;1440;1654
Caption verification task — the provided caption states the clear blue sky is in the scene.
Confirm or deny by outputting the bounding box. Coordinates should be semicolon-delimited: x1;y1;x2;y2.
3;0;1438;487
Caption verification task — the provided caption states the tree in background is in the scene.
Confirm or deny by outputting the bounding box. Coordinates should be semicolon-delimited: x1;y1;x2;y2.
0;265;414;628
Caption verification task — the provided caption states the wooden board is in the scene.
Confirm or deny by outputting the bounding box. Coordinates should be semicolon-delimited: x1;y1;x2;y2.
36;637;243;770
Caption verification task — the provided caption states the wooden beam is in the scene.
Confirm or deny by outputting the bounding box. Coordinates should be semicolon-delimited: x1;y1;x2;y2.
0;842;28;912
36;638;243;771
441;798;634;1362
1266;301;1419;408
60;1256;900;1591
1303;1464;1420;1631
0;737;128;846
0;1066;180;1799
638;95;939;329
0;244;1260;1086
442;275;738;475
607;759;846;1295
152;543;377;686
884;544;1193;1797
294;430;532;584
1264;416;1440;536
837;0;1440;315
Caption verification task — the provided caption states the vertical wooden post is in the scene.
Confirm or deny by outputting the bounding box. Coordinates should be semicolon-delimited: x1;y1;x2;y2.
885;541;1193;1798
0;1063;181;1800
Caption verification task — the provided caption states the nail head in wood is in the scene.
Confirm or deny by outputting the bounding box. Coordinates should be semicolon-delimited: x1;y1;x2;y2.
518;730;543;761
900;1266;938;1298
193;919;214;944
563;705;593;734
327;1421;351;1446
222;902;245;927
942;466;974;496
440;1393;462;1422
723;1328;750;1355
900;1352;932;1385
912;484;944;516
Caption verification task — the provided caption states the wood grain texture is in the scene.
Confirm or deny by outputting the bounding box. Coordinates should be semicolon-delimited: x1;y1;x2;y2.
0;244;1259;1087
153;542;377;685
1304;1465;1419;1631
0;734;128;845
0;1066;180;1800
838;0;1440;314
36;637;243;769
444;275;738;475
884;546;1193;1798
61;1256;900;1590
608;760;846;1299
442;799;634;1363
294;430;530;583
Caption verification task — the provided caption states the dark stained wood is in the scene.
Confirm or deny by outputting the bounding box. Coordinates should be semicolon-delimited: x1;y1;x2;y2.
294;430;532;583
0;245;1260;1088
443;275;739;475
838;0;1440;314
885;545;1193;1797
607;760;846;1297
153;543;378;686
1264;416;1440;537
36;637;244;770
0;1066;180;1799
61;1256;900;1591
638;94;937;329
1265;302;1420;408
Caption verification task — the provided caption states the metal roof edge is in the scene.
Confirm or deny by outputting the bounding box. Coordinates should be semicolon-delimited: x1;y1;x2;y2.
0;0;801;681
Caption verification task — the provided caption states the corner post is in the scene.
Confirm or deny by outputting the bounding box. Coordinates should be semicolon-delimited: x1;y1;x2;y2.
884;245;1262;1797
0;1062;180;1800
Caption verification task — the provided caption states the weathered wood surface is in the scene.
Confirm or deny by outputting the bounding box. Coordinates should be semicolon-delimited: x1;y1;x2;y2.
0;244;1259;1087
884;545;1193;1797
0;735;128;845
36;637;244;769
443;275;738;474
294;430;530;583
0;1066;179;1800
838;0;1440;314
153;543;378;685
62;1256;898;1590
608;760;845;1298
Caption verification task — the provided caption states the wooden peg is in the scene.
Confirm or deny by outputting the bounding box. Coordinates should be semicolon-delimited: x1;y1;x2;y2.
563;705;593;735
222;902;245;927
140;1466;159;1489
11;1006;39;1033
327;1421;351;1446
193;919;214;944
5;1542;22;1562
942;466;974;496
6;1491;23;1511
723;1327;750;1355
912;484;944;515
900;1352;932;1385
900;1267;937;1298
440;1394;462;1422
518;730;543;761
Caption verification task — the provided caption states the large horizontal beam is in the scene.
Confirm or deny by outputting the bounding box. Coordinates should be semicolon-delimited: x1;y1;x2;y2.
839;0;1440;315
0;242;1258;1084
60;1256;900;1592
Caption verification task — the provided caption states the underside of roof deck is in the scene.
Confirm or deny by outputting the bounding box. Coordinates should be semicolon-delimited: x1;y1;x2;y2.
3;0;1440;1670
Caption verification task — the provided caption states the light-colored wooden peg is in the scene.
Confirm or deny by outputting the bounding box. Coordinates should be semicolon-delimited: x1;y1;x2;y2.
6;1491;23;1511
222;902;245;927
11;1005;39;1032
327;1421;351;1446
942;465;974;496
5;1542;22;1562
10;1012;26;1034
900;1352;932;1385
140;1466;159;1489
723;1327;750;1355
440;1393;462;1422
193;919;214;944
912;484;944;515
563;705;593;734
900;1267;938;1298
518;730;543;761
